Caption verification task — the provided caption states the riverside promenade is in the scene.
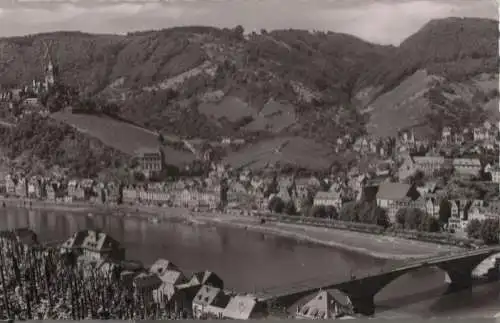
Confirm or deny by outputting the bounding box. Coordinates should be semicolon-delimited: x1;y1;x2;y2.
0;196;466;260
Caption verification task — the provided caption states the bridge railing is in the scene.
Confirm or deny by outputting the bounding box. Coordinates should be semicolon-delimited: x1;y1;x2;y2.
257;247;500;299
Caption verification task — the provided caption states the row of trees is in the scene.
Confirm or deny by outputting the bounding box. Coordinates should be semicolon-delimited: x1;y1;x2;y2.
466;218;500;245
395;207;441;233
267;195;390;228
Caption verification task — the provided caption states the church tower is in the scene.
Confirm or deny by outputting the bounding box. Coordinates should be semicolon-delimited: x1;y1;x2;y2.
43;40;58;90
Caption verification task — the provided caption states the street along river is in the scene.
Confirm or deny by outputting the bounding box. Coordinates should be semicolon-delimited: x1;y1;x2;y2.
0;207;498;318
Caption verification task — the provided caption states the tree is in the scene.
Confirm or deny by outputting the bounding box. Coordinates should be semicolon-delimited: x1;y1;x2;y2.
309;205;326;218
401;208;425;230
133;171;146;182
233;25;245;40
373;207;390;228
438;199;452;226
284;200;297;215
420;215;440;233
158;133;165;145
480;219;500;245
268;196;285;214
409;170;425;186
338;201;358;222
395;209;407;228
325;206;339;219
466;219;482;240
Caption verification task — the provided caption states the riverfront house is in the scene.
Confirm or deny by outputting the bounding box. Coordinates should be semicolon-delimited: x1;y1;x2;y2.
376;182;420;223
222;294;267;319
295;290;353;319
192;285;230;319
0;228;39;248
60;229;125;262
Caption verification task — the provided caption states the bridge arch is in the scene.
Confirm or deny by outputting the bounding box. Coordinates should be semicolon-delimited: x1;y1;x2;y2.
335;251;499;315
261;249;500;316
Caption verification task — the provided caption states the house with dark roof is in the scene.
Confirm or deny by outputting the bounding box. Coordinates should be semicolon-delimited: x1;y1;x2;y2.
187;271;224;289
133;272;163;304
222;294;267;320
295;290;354;319
376;182;420;223
80;230;124;262
60;230;89;254
0;228;39;248
150;258;180;275
192;285;230;319
61;229;124;262
148;258;190;312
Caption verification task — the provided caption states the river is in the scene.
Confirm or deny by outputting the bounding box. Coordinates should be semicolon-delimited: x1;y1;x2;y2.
0;207;499;318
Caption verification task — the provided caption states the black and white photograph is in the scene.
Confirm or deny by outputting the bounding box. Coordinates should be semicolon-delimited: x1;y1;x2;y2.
0;0;498;320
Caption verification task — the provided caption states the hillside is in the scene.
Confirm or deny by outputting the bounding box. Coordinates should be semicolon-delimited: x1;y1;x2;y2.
357;17;499;138
0;17;498;171
0;114;127;178
51;112;196;168
0;27;390;143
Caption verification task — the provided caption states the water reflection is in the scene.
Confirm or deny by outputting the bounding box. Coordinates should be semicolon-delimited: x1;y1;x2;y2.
0;207;498;318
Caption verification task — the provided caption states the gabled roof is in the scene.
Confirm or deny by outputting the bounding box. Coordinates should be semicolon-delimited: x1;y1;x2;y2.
133;272;162;288
80;229;120;253
155;282;177;301
193;285;230;308
376;182;413;200
223;295;260;320
189;270;224;288
150;258;180;274
60;230;87;250
298;290;347;319
0;228;39;246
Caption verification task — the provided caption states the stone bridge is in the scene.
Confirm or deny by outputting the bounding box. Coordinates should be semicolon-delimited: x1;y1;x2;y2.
256;246;500;316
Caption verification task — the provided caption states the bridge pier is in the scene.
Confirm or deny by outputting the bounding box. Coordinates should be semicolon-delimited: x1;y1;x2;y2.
347;295;375;316
443;268;473;291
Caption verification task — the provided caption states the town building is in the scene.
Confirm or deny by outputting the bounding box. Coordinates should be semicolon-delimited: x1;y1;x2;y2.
376;182;421;222
133;272;163;304
295;290;353;319
135;147;164;179
412;156;446;176
0;228;39;248
313;191;342;210
222;294;267;319
452;158;482;177
4;175;16;195
192;285;230;319
61;229;125;262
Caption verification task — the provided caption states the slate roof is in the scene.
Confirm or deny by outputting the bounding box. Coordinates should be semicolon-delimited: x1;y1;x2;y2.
376;182;413;200
193;285;230;308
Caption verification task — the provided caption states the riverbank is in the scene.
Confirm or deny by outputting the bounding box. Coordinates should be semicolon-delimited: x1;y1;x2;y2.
0;197;464;260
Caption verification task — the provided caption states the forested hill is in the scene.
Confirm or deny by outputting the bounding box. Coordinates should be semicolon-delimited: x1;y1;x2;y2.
0;17;497;156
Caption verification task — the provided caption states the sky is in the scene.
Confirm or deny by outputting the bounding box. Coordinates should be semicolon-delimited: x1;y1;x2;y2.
0;0;497;45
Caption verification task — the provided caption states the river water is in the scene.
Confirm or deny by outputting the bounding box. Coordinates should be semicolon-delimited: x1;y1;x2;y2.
0;207;499;318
